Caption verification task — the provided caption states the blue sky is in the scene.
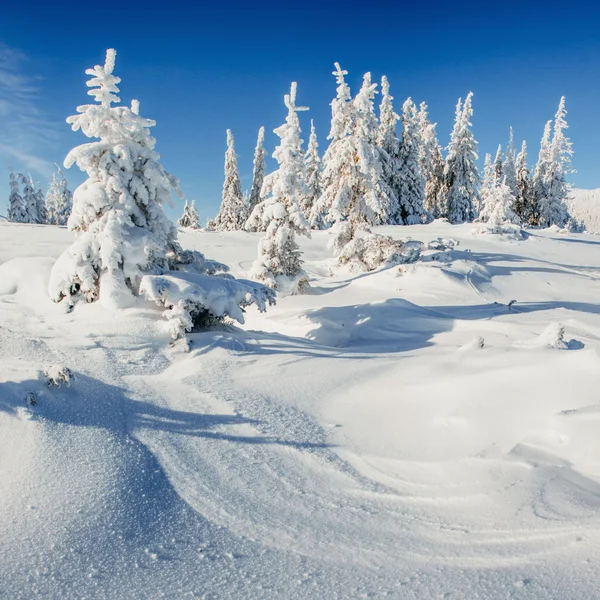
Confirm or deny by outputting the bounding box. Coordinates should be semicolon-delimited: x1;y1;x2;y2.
0;1;598;220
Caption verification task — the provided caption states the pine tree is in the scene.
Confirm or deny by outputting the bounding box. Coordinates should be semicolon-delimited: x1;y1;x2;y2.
313;68;396;233
214;129;247;231
503;128;518;198
376;75;400;222
248;126;266;213
304;120;322;226
443;92;480;223
48;49;181;308
45;171;61;225
515;140;531;223
531;120;552;226
494;144;503;182
417;102;445;219
20;174;38;223
538;97;572;227
7;167;26;223
34;179;47;224
246;82;311;293
481;179;520;231
178;199;200;228
395;98;426;224
479;152;494;219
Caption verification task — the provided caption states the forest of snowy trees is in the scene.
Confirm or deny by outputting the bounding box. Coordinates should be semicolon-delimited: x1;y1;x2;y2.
3;50;577;331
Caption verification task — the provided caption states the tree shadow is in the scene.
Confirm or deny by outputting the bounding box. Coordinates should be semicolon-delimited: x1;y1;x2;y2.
0;373;330;450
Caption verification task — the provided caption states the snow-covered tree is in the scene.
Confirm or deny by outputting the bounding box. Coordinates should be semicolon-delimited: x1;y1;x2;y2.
246;82;311;293
46;166;72;226
7;168;26;223
20;174;39;223
515;140;531;223
248;126;266;213
480;179;520;231
479;152;494;218
178;199;200;229
531;120;552;226
49;49;274;332
538;97;572;227
376;75;400;222
442;93;480;223
503;128;518;198
313;68;396;235
304;119;322;226
395;98;426;224
417;102;445;219
494;144;503;182
34;179;47;224
214;129;247;231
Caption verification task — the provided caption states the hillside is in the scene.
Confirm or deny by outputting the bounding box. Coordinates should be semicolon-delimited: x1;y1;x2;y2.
1;221;600;599
567;187;600;233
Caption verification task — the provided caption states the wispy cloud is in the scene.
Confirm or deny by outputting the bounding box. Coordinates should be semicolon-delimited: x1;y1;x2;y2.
0;44;57;179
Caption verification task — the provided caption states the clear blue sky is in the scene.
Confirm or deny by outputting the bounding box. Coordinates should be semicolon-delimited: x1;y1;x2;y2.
0;0;598;220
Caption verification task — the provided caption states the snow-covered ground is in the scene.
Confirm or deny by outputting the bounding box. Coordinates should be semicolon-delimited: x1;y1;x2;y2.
2;221;600;599
568;187;600;233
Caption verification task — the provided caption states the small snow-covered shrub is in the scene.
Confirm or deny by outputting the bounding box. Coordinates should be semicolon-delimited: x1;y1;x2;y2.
44;365;74;387
333;226;422;273
537;322;568;349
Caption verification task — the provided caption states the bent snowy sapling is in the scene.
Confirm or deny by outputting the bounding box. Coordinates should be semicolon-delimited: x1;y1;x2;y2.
49;49;275;337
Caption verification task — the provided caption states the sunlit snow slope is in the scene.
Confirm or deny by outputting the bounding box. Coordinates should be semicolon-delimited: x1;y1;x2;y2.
1;221;600;599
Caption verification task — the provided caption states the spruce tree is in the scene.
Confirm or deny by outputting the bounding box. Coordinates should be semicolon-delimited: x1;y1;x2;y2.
376;75;400;222
34;179;47;224
178;199;200;228
481;179;520;231
304;120;322;226
417;102;445;219
314;68;396;233
48;49;181;308
8;168;26;223
479;153;494;219
515;140;531;223
531;120;553;226
443;93;480;223
494;144;503;182
214;129;247;231
538;97;571;227
395;98;426;224
246;82;311;293
248;126;266;213
503;128;518;198
20;174;38;223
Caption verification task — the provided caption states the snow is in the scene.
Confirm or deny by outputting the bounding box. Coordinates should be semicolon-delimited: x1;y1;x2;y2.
567;187;600;233
2;220;600;598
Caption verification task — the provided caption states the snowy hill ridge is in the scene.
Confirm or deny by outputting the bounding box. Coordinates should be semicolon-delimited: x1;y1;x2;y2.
2;221;600;598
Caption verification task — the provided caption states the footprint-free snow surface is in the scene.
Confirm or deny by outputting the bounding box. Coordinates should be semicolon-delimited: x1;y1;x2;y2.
1;221;600;599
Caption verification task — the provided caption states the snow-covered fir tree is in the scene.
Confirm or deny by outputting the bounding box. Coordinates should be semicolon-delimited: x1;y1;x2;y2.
376;75;401;222
246;82;311;293
178;199;200;228
515;140;531;223
531;120;553;226
214;129;247;231
46;166;73;226
304;119;322;226
49;49;274;331
20;174;39;224
503;128;518;198
313;68;396;235
34;179;47;224
248;126;266;213
479;152;494;218
7;168;26;223
537;97;572;227
417;102;445;219
442;93;480;223
480;178;520;232
494;144;503;182
395;98;426;224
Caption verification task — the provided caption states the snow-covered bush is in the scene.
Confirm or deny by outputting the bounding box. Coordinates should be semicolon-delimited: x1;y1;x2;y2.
50;49;275;335
333;225;422;273
44;365;75;387
178;199;200;229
